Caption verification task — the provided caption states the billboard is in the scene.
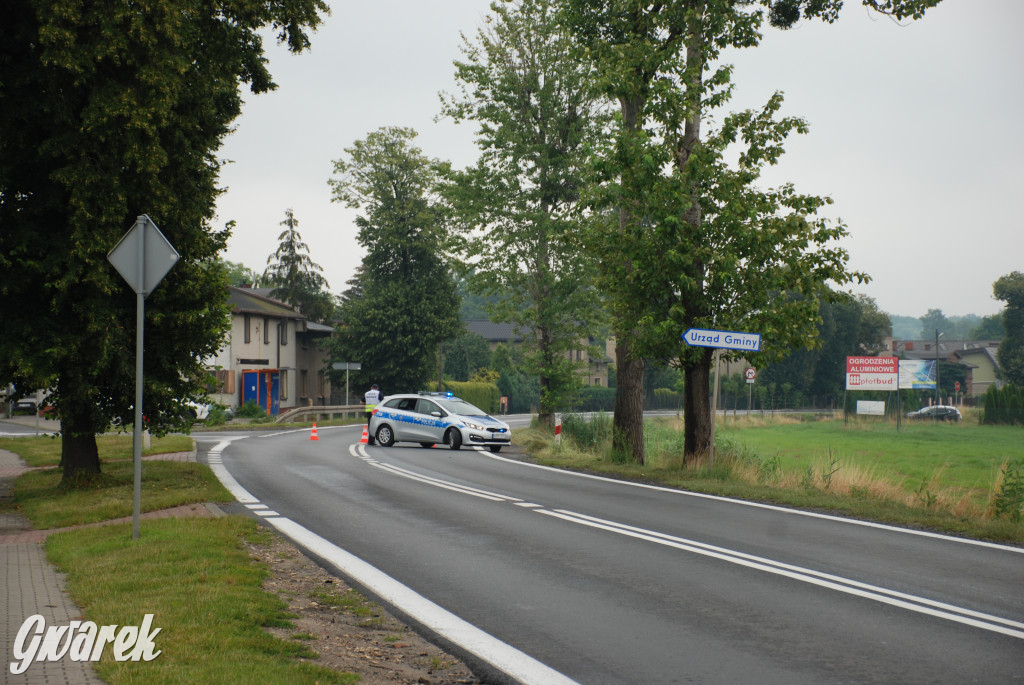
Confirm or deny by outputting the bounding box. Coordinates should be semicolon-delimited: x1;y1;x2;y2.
898;359;937;390
846;356;898;390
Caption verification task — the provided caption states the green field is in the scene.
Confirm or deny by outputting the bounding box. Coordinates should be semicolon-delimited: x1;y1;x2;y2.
521;413;1024;543
717;417;1022;496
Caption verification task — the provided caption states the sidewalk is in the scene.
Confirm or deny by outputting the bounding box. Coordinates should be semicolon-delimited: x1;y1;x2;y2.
0;446;218;684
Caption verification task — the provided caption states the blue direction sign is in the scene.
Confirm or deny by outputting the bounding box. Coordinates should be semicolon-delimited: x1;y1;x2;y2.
682;328;761;352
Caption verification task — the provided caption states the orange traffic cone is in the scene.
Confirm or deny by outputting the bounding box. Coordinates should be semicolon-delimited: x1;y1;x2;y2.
309;423;319;441
360;424;369;444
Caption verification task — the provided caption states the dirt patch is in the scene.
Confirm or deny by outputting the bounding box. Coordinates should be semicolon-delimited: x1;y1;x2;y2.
247;530;482;685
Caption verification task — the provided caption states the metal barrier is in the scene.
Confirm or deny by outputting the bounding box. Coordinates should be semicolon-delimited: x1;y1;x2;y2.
274;405;365;424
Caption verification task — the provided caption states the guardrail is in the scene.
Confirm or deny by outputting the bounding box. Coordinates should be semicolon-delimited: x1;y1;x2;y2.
274;405;366;424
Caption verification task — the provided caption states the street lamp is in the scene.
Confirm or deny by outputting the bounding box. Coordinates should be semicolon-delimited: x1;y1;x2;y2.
935;329;944;407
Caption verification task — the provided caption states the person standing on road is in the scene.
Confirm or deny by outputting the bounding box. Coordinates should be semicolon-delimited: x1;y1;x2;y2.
364;383;382;445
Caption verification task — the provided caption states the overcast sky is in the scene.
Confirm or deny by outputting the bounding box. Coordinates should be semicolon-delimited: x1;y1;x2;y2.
214;0;1022;319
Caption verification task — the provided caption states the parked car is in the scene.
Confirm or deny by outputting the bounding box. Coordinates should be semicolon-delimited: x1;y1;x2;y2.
369;392;511;452
905;405;962;422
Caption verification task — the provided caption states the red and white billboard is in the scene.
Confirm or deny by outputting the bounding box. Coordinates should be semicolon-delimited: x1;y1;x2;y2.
846;356;898;391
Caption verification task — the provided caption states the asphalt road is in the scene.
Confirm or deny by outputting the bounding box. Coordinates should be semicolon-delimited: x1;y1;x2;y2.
197;423;1024;684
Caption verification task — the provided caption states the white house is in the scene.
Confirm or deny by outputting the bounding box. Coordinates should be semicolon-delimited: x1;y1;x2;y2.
206;287;333;415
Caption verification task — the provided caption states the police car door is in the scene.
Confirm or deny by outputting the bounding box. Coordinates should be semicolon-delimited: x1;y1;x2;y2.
413;399;446;443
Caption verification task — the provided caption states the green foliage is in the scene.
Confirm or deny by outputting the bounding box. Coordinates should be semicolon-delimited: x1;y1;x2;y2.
994;271;1024;385
237;400;270;419
443;332;492;382
576;386;616;412
326;127;461;394
561;412;612;449
918;308;951;339
983;383;1024;426
492;343;541;413
263;209;334;323
993;458;1024;522
442;380;500;413
441;0;606;425
0;0;327;480
970;313;1005;341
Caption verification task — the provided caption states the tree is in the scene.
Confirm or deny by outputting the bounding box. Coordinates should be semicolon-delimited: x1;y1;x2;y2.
326;127;461;393
994;271;1024;386
563;0;939;463
970;313;1004;341
441;0;606;429
219;259;263;288
0;0;327;483
918;308;951;339
263;208;335;323
443;332;493;382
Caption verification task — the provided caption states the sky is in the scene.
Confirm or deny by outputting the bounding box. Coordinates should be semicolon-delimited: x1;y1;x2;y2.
214;0;1023;319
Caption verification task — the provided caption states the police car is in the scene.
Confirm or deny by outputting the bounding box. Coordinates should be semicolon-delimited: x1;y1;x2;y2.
368;392;511;452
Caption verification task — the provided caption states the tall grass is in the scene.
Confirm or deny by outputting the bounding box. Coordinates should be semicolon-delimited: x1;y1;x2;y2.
517;414;1024;543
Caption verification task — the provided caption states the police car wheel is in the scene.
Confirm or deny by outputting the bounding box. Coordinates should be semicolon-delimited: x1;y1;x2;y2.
376;425;395;447
444;428;462;451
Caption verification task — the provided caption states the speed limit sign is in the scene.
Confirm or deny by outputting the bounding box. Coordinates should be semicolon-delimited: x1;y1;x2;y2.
745;367;757;384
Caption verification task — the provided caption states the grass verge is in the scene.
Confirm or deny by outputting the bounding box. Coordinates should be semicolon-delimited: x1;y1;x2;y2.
0;433;195;468
517;414;1024;544
45;517;357;684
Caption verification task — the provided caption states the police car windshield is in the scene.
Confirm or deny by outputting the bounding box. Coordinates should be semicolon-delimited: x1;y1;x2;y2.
436;398;487;416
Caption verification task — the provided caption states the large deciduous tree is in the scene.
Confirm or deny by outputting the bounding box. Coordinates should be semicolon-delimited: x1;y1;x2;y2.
441;0;606;429
327;127;461;393
563;0;939;464
0;0;327;483
263;208;335;323
994;271;1024;386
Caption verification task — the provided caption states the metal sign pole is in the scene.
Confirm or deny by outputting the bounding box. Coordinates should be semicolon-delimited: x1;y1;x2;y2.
108;215;179;541
132;217;145;540
709;349;722;471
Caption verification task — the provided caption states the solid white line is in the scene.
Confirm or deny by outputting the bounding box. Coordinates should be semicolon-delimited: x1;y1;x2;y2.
207;436;579;685
482;452;1024;554
268;517;580;685
207;438;258;504
539;508;1024;640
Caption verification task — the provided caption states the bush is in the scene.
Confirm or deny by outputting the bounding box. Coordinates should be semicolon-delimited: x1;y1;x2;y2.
236;400;268;419
443;380;500;413
561;412;612;450
983;383;1024;425
576;386;616;412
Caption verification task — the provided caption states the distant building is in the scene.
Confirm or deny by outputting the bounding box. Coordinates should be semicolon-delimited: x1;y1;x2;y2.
892;339;1001;397
463;319;612;387
205;287;333;414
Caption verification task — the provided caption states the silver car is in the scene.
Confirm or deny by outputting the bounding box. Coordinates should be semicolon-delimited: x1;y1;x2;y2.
369;392;511;452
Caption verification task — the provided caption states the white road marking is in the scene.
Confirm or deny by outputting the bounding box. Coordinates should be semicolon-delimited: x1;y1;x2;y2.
348;446;1024;640
208;435;580;685
539;509;1024;640
481;451;1024;554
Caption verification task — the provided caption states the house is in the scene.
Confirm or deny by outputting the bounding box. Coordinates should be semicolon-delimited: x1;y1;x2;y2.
892;339;1001;397
205;287;333;414
463;319;613;387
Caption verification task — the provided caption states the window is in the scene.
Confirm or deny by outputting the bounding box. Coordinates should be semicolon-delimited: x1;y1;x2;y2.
244;315;251;343
279;370;288;400
416;400;441;416
263;317;270;344
279;321;288;345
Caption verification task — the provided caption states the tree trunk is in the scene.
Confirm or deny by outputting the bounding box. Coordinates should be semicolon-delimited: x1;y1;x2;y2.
612;338;646;464
683;348;712;464
59;401;101;486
